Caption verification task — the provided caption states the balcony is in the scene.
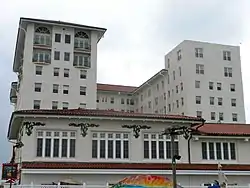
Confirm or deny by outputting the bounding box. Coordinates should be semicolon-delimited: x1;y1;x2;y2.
33;34;51;49
32;50;51;65
73;55;91;69
10;82;18;103
74;39;91;53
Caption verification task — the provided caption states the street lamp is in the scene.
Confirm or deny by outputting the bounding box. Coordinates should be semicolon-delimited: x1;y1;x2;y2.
161;125;192;188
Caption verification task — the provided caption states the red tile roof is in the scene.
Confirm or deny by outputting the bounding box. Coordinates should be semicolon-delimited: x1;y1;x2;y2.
21;162;250;171
193;123;250;136
13;109;204;122
97;83;137;93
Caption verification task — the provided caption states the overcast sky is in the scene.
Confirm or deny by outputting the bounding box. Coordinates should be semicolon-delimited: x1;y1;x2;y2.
0;0;249;165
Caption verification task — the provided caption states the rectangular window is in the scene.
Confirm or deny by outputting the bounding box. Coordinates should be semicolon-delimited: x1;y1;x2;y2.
219;112;224;121
230;84;235;92
55;33;61;42
176;85;178;93
176;100;179;108
80;70;87;79
173;71;175;80
34;83;42;92
54;51;60;60
35;66;43;75
218;97;223;106
179;67;182;76
33;50;51;63
79;103;86;109
33;100;41;109
231;98;236;107
110;97;114;104
63;85;69;94
65;34;71;44
64;69;69;78
52;101;58;109
217;83;222;90
223;51;231;61
64;52;70;61
177;50;181;60
195;48;203;58
143;133;178;160
209;82;213;90
224;67;233;77
53;84;59;93
36;131;76;158
54;68;59;76
210;97;214;105
196;64;204;74
181;97;184;106
211;112;216;120
180;82;183;91
195;80;200;88
232;113;238;122
196;111;202;118
73;54;90;68
196;96;201;104
80;86;86;95
202;142;236;160
62;102;69;109
91;132;130;159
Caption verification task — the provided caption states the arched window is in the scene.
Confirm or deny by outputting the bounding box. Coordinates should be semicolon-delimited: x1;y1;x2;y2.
34;26;51;46
74;31;90;49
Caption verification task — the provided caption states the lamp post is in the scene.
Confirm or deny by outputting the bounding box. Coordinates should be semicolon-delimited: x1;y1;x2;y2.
161;125;192;188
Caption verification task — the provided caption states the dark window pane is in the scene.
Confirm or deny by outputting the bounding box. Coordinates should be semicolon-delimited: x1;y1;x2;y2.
223;143;229;160
144;141;149;158
209;142;215;160
159;141;164;159
230;143;236;160
116;140;121;158
166;141;171;159
100;140;106;158
70;139;75;158
201;142;207;159
65;35;71;44
53;139;59;157
216;142;222;160
61;139;68;157
55;33;61;42
123;140;129;159
108;140;113;158
45;138;51;157
92;140;98;158
151;141;157;159
36;138;43;157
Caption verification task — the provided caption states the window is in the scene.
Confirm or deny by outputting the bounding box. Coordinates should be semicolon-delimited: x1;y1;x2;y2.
181;97;184;106
201;142;236;160
79;103;86;109
223;51;231;61
217;83;222;90
195;48;203;58
53;84;59;93
62;102;69;109
218;97;223;105
110;97;114;104
52;101;58;109
168;90;170;98
230;84;235;92
73;54;90;67
54;68;59;76
224;67;232;77
65;34;71;44
176;100;179;108
92;132;129;159
180;82;183;91
121;98;124;104
196;64;204;74
179;67;181;76
167;74;170;84
130;99;134;105
34;83;42;92
231;99;236;107
163;93;166;100
232;113;238;122
64;52;70;61
177;50;181;60
74;31;90;50
161;80;164;89
173;71;175;80
36;130;76;158
211;112;216;120
143;133;178;160
209;82;213;90
80;86;86;95
155;97;158;105
64;69;69;78
54;51;60;60
210;97;214;105
168;104;171;112
176;85;178;93
196;111;202;118
33;100;41;109
63;85;69;94
196;96;201;104
148;101;151;109
33;50;51;63
35;66;43;75
55;33;61;42
34;26;51;46
80;70;87;79
219;112;224;121
195;80;200;88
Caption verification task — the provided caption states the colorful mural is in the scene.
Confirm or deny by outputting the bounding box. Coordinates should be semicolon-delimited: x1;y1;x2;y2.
112;175;183;188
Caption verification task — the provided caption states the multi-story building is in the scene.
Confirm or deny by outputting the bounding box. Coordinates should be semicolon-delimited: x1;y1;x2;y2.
10;17;106;110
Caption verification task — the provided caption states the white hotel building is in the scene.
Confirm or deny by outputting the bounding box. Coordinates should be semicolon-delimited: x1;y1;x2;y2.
7;17;250;187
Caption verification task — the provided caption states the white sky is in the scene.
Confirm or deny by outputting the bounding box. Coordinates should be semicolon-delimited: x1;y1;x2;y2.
0;0;249;162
